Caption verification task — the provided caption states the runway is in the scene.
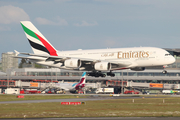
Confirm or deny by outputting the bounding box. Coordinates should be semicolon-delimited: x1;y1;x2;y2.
0;95;171;104
0;95;140;104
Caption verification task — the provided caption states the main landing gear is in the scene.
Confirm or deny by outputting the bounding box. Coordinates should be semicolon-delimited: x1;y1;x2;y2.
87;71;115;77
107;71;115;77
87;72;106;77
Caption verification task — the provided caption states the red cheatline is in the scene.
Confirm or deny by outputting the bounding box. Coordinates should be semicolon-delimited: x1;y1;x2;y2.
35;33;58;56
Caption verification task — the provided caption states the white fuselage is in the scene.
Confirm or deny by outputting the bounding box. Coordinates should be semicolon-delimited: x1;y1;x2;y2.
19;21;175;73
34;47;175;71
55;83;77;91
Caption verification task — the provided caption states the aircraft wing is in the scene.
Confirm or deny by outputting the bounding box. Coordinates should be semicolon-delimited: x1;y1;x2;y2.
16;51;132;70
19;52;64;59
17;52;97;62
13;56;45;61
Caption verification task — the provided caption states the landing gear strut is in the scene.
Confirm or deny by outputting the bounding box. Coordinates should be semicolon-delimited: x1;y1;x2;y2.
87;71;106;77
107;71;115;77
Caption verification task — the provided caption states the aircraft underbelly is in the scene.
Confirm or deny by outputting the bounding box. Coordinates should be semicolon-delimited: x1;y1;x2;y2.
135;58;156;67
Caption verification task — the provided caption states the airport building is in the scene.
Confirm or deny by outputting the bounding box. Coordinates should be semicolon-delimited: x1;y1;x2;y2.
0;68;180;94
1;52;18;72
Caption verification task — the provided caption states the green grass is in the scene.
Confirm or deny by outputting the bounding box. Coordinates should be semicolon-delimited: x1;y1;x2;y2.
0;94;86;102
1;97;180;118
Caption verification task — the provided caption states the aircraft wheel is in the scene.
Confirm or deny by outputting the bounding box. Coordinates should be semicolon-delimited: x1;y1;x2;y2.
162;70;167;74
101;74;106;77
111;73;115;77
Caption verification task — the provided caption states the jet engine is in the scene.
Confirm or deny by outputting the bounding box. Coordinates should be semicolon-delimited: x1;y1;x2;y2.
130;67;145;71
64;59;81;68
94;62;111;71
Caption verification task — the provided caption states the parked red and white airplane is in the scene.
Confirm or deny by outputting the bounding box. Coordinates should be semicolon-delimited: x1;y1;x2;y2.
55;72;87;91
15;21;175;77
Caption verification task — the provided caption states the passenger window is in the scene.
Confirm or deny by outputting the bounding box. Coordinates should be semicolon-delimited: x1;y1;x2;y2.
165;54;171;56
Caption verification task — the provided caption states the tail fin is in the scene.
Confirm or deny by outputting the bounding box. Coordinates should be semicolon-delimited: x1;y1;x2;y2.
20;21;58;56
78;72;86;84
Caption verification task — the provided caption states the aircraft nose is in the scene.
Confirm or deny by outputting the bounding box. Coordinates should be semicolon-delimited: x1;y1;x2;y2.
170;56;176;64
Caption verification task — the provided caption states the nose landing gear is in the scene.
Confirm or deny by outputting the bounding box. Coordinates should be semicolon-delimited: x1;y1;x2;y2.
162;70;167;74
162;65;167;74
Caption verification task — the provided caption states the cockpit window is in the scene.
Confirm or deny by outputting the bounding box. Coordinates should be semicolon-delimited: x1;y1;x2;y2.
165;54;171;56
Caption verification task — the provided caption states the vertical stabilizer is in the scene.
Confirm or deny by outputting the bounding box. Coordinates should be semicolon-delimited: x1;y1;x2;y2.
74;72;86;90
20;21;58;56
79;72;86;84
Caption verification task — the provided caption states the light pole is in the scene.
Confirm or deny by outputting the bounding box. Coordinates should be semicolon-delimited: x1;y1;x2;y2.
127;69;128;90
51;68;52;88
56;68;57;82
7;69;9;88
121;71;123;94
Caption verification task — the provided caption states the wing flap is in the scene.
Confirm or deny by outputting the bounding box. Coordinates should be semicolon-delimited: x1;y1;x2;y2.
13;56;45;61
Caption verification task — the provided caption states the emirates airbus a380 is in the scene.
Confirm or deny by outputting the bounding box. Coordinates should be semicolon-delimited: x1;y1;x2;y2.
14;21;175;77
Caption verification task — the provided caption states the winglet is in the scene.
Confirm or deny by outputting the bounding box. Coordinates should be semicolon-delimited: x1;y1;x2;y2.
14;50;19;56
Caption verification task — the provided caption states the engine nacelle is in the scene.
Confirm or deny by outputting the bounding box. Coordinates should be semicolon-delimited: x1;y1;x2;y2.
64;59;81;68
131;67;145;71
94;62;111;71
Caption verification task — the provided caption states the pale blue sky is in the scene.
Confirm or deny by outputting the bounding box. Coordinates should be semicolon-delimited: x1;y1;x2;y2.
0;0;180;58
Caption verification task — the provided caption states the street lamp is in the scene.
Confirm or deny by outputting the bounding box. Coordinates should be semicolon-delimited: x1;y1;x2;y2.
121;71;123;94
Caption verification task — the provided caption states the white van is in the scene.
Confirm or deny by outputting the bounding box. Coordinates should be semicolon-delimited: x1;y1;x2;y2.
5;88;20;94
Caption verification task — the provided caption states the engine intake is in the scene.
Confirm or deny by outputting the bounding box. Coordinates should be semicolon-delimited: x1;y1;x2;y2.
64;59;81;68
94;62;111;71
